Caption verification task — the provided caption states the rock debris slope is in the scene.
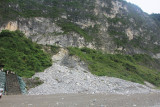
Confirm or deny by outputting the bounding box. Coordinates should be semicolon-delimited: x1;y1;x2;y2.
28;49;158;95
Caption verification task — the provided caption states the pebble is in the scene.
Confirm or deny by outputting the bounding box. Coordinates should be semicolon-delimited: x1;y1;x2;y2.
56;102;59;105
93;99;97;102
100;105;106;107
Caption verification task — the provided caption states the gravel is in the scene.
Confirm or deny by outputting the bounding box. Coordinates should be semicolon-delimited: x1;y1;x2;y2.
28;49;159;95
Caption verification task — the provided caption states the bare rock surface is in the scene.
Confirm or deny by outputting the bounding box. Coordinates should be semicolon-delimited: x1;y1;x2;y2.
28;48;159;95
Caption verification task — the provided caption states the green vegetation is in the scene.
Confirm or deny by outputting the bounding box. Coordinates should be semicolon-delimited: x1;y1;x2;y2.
129;36;160;54
108;28;129;47
68;47;160;86
0;0;96;24
152;45;160;54
57;20;93;41
125;2;144;27
42;45;60;56
62;0;96;21
0;30;52;77
0;0;97;42
24;77;44;89
151;14;160;22
107;17;128;25
0;0;62;24
51;45;60;54
130;36;143;48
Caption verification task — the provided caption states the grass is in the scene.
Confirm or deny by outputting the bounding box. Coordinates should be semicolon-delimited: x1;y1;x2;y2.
0;30;52;77
68;47;160;86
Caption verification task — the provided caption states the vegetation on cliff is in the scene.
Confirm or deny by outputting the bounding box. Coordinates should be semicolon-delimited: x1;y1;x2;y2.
0;0;96;24
151;14;160;22
0;30;52;77
68;47;160;86
1;0;160;54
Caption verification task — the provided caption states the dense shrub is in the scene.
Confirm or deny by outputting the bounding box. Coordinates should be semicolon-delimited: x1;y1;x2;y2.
0;30;52;77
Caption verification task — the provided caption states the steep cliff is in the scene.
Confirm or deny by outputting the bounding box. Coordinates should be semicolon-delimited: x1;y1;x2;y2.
1;0;160;56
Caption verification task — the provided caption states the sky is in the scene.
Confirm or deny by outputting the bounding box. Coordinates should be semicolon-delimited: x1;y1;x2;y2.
125;0;160;14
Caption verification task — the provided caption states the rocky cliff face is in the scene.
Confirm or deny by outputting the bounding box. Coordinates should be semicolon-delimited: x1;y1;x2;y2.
0;18;96;49
1;0;160;56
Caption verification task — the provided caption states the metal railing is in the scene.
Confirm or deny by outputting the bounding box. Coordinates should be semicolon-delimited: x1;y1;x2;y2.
0;72;6;95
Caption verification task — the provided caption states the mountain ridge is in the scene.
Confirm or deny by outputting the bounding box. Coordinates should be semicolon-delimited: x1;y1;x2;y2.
1;0;160;56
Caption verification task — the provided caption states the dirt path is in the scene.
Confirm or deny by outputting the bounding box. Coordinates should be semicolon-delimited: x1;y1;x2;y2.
0;93;160;107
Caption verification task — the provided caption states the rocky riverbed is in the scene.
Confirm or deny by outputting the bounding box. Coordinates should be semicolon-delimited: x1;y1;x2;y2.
28;48;159;95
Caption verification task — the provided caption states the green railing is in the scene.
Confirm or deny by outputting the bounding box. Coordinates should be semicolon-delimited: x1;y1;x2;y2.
17;76;27;94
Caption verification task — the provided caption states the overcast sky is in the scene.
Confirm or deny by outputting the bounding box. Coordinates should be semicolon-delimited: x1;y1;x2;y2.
125;0;160;14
